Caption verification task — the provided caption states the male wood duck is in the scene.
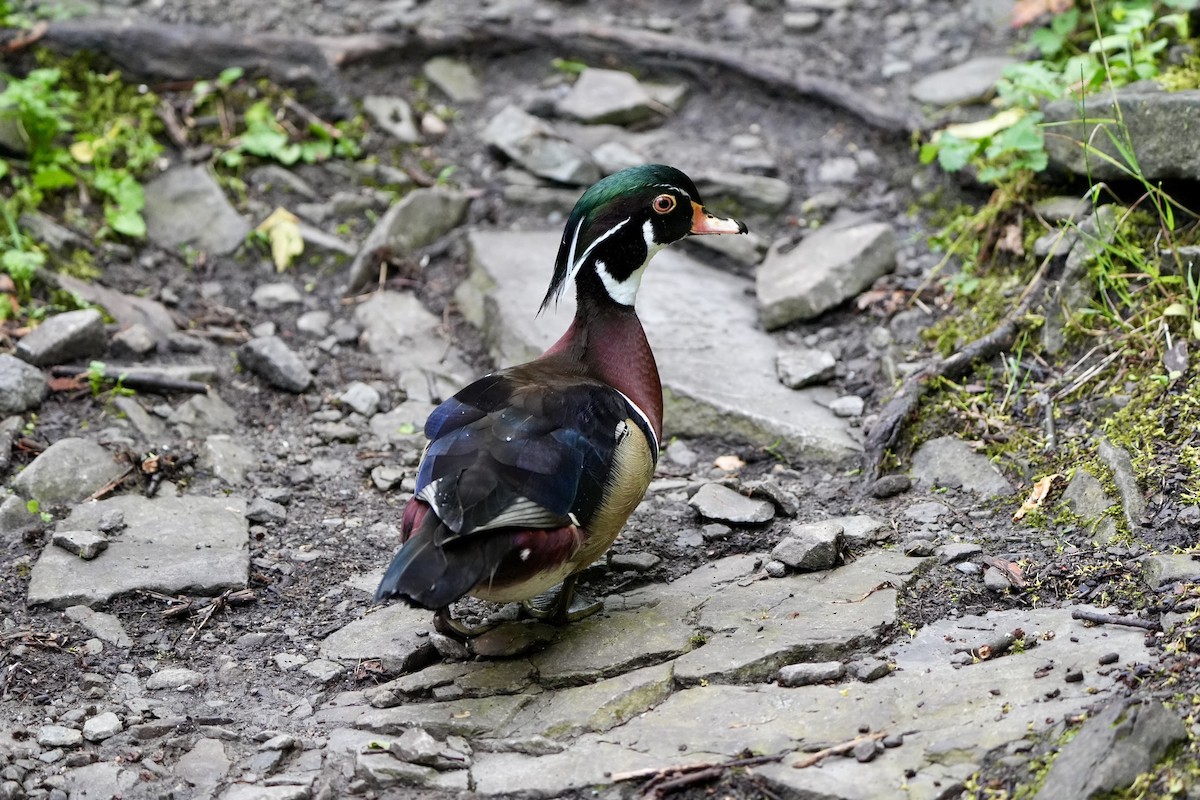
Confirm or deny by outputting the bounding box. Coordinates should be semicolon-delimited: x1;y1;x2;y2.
375;164;747;637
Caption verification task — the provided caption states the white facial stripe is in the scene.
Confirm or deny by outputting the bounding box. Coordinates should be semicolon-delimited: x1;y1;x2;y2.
651;183;690;199
595;259;646;306
576;217;630;272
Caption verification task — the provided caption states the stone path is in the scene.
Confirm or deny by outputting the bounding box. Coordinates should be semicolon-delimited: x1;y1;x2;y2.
3;2;1192;798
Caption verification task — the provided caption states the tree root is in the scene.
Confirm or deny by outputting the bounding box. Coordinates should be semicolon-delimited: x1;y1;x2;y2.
319;21;916;133
39;16;914;133
861;253;1056;488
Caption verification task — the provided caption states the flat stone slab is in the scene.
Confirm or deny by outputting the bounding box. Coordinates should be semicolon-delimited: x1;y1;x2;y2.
673;550;920;685
911;436;1014;496
460;230;859;461
27;495;249;608
319;603;439;674
467;605;1154;799
1044;88;1200;182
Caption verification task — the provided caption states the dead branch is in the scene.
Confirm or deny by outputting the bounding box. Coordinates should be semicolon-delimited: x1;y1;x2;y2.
49;365;209;395
956;628;1029;661
792;732;887;768
833;581;901;604
281;96;342;139
1;20;48;54
155;100;194;153
87;466;137;501
611;752;785;796
861;253;1056;486
1071;609;1160;631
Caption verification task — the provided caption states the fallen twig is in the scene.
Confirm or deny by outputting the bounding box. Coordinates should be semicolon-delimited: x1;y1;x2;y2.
957;628;1028;661
2;20;48;54
611;752;785;797
1071;609;1159;631
833;581;901;604
793;732;886;768
87;466;137;501
861;252;1056;486
281;95;342;139
50;365;209;395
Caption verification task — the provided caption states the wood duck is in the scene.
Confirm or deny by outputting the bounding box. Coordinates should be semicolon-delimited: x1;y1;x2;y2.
375;164;747;637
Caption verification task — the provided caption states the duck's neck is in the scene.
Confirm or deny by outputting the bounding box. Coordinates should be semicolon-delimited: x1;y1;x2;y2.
543;301;663;442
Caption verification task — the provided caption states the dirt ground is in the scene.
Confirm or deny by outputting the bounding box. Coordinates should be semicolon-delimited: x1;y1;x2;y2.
5;1;1200;798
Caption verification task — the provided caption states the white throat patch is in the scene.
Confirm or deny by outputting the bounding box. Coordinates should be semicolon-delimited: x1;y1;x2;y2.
592;219;666;306
596;259;646;306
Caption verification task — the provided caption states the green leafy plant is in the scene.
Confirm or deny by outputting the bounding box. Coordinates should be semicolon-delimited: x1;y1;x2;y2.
219;98;362;169
24;499;53;524
0;56;163;301
920;0;1197;186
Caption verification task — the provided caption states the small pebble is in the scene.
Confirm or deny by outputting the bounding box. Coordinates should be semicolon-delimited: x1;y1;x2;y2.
1098;652;1119;665
1064;669;1084;683
903;539;935;557
764;559;788;578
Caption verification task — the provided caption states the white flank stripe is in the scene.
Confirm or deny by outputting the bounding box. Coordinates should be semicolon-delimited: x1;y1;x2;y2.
614;388;659;459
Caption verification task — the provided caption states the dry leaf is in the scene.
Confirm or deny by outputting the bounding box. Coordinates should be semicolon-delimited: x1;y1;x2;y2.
856;288;909;316
256;207;304;272
981;555;1027;588
996;223;1025;257
713;454;745;471
1011;0;1073;28
942;108;1027;142
1012;473;1063;521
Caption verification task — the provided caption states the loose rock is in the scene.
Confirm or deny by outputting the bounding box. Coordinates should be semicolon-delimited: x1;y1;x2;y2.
557;68;659;126
910;56;1015;106
0;354;48;414
757;222;897;329
237;336;314;393
776;661;845;686
775;346;837;388
142;165;249;255
1034;700;1186;800
482;105;600;186
689;483;775;525
82;712;122;742
771;520;844;571
11;438;124;507
15;309;106;367
911;436;1014;496
52;530;108;560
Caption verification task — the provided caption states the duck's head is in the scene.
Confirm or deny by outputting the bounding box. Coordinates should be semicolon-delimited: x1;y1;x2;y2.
541;164;747;311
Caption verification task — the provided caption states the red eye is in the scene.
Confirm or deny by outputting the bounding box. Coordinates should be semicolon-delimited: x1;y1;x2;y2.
652;194;676;214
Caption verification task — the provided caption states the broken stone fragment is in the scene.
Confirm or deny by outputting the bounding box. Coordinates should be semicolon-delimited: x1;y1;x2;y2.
53;530;108;560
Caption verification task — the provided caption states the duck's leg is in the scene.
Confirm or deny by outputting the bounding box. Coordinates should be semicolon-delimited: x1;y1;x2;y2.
433;606;500;640
521;575;603;625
